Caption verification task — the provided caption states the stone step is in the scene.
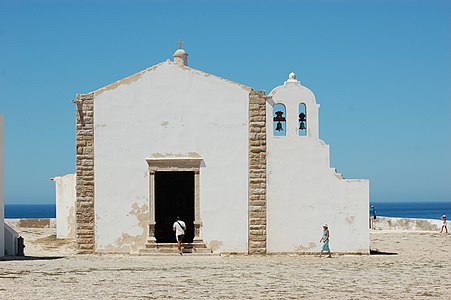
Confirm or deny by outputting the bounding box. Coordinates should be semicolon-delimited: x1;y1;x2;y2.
139;247;214;255
137;251;220;257
192;248;213;254
140;242;213;255
145;242;207;249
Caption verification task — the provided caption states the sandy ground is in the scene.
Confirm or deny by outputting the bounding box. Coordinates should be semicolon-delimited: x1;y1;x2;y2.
1;227;450;299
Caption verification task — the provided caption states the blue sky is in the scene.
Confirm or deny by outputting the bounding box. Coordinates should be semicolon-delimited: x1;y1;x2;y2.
0;0;450;204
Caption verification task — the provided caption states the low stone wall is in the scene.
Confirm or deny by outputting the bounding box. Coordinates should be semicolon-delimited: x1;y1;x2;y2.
5;218;56;229
373;217;442;231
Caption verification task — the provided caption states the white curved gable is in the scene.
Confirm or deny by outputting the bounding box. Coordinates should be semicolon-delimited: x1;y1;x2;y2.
269;74;320;139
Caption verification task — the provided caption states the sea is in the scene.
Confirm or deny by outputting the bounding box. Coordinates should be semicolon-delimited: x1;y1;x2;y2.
371;202;450;220
3;201;451;220
5;204;56;219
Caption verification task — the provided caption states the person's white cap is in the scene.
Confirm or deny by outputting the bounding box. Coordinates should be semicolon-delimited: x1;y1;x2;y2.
323;224;328;227
443;215;447;218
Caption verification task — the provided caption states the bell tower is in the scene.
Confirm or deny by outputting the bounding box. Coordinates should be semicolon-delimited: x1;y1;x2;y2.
268;72;320;139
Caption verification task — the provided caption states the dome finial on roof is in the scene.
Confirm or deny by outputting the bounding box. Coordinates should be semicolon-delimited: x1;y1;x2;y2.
287;71;299;83
173;41;188;66
284;71;301;85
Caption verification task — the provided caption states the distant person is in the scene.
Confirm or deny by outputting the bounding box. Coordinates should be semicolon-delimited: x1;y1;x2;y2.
440;215;448;234
319;224;332;258
370;205;377;229
173;216;186;255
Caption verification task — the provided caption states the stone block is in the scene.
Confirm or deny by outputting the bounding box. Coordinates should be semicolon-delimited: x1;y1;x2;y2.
250;127;261;133
78;244;95;250
249;219;264;226
249;116;265;122
250;200;266;207
77;223;94;230
249;224;266;230
249;140;262;147
252;122;265;128
249;152;260;159
249;211;266;219
250;188;265;194
249;249;266;255
249;232;266;240
249;205;265;212
249;241;266;248
81;160;94;166
256;133;266;139
83;146;94;154
249;194;261;200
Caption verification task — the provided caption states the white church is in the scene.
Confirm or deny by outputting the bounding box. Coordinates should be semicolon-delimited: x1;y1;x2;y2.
55;46;370;255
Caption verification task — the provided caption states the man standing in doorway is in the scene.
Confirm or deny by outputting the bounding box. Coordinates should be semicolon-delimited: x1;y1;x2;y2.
173;216;186;255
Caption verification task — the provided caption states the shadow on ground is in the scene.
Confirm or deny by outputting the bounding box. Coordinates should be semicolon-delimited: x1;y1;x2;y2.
0;256;65;261
370;249;398;255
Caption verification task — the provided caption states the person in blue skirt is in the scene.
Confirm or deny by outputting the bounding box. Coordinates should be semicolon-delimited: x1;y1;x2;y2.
319;224;332;258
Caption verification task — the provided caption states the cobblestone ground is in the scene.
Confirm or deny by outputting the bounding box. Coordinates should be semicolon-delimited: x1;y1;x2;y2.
0;231;450;299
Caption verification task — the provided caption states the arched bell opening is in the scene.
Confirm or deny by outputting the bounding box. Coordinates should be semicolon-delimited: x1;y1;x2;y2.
273;103;286;136
298;103;307;136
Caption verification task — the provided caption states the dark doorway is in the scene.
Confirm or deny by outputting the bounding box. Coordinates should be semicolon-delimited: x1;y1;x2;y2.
155;171;195;243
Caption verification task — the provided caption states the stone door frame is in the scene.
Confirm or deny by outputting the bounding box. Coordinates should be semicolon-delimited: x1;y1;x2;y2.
145;157;204;247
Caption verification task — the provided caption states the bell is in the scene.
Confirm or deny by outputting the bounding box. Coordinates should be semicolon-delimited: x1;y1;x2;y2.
299;113;306;121
299;121;306;130
276;121;283;131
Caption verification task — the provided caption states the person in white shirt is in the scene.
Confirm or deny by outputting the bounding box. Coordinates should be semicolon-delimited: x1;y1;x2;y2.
173;216;186;255
440;215;448;234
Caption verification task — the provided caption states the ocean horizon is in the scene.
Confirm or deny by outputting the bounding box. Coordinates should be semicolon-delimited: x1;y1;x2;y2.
371;201;450;220
5;204;56;219
4;201;450;220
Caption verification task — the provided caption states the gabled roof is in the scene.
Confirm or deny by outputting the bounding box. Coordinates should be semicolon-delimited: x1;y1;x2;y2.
92;59;252;96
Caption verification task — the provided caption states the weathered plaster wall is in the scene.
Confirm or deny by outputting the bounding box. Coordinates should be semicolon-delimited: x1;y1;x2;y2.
266;76;369;253
54;174;76;239
93;61;251;253
0;115;4;256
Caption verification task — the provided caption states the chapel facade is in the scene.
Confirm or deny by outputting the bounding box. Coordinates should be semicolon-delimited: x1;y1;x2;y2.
69;47;369;254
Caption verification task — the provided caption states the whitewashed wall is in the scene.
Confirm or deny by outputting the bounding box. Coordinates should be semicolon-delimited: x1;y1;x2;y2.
3;223;17;256
266;76;369;253
0;115;4;256
93;61;251;253
54;173;76;239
